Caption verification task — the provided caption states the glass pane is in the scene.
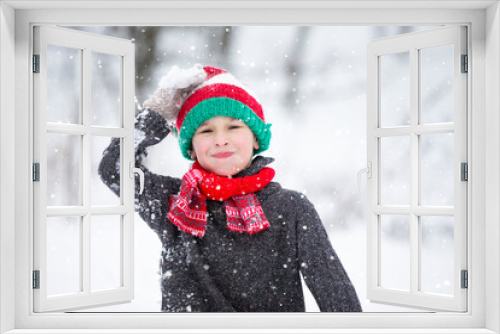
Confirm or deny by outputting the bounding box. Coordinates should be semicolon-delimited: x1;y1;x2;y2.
381;136;411;205
91;52;121;127
420;45;454;124
380;215;410;291
380;52;410;127
47;216;81;296
91;215;122;291
46;133;81;206
421;133;454;206
46;44;81;124
91;136;120;206
420;216;454;296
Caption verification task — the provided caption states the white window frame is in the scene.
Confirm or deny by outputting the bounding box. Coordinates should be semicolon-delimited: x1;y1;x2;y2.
1;1;499;333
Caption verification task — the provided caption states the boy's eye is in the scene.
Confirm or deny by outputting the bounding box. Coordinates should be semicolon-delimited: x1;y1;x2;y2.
197;128;212;134
229;125;241;130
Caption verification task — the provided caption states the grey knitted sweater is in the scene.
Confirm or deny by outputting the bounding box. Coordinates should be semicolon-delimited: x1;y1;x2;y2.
98;109;362;312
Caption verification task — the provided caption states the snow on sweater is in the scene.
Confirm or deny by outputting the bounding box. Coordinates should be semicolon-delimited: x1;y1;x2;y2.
98;109;362;312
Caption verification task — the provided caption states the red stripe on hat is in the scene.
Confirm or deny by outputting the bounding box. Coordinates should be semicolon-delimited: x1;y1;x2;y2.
176;83;265;129
203;66;226;80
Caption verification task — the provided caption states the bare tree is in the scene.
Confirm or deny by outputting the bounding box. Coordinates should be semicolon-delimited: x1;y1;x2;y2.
199;26;236;70
284;26;311;114
119;27;162;107
219;26;235;68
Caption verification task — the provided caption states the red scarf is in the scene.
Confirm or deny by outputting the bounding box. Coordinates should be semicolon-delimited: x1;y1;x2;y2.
167;161;275;237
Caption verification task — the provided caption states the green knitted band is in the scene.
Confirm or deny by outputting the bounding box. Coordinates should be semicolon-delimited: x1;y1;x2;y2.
178;97;272;160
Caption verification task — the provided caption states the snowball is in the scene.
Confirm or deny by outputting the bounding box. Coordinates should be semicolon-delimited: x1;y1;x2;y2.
143;64;207;121
158;64;206;90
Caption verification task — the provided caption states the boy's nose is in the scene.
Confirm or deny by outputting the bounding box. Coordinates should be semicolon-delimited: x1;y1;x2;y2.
214;132;229;146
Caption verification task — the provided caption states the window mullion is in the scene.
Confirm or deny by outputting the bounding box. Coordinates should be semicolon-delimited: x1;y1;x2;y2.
373;206;455;216
46;206;129;217
82;47;92;295
82;47;91;209
410;47;420;295
45;124;130;137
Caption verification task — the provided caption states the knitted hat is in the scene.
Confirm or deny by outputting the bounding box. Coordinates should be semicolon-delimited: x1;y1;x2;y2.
143;64;272;160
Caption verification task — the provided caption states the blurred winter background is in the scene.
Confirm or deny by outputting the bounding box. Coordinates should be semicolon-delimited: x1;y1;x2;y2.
44;25;457;313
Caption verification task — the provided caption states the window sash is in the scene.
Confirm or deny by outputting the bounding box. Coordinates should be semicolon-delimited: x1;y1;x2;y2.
32;25;136;312
366;25;468;312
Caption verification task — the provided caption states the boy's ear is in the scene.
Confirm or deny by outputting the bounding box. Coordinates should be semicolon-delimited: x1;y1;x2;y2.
253;137;260;150
190;149;197;160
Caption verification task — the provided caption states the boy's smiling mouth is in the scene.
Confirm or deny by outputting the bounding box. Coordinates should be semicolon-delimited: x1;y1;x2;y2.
212;151;234;159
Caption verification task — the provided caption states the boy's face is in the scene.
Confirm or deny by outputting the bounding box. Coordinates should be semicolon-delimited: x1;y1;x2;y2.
190;116;259;176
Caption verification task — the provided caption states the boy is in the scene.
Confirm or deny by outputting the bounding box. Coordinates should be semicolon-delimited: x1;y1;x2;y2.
99;65;362;312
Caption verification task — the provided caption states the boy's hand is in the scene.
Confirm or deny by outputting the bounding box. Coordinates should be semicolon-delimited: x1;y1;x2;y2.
135;108;170;151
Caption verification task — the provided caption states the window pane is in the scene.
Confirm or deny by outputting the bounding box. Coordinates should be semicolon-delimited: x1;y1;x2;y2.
91;136;120;206
380;52;410;127
380;215;410;291
46;44;81;124
47;216;81;296
381;136;410;205
47;133;81;206
91;52;121;127
420;216;454;296
421;133;454;206
91;215;122;291
420;45;454;124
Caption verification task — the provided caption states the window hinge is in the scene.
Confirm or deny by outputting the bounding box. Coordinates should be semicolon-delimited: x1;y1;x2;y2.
461;162;468;181
461;54;468;73
33;163;40;182
33;270;40;289
461;270;468;289
33;54;40;73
